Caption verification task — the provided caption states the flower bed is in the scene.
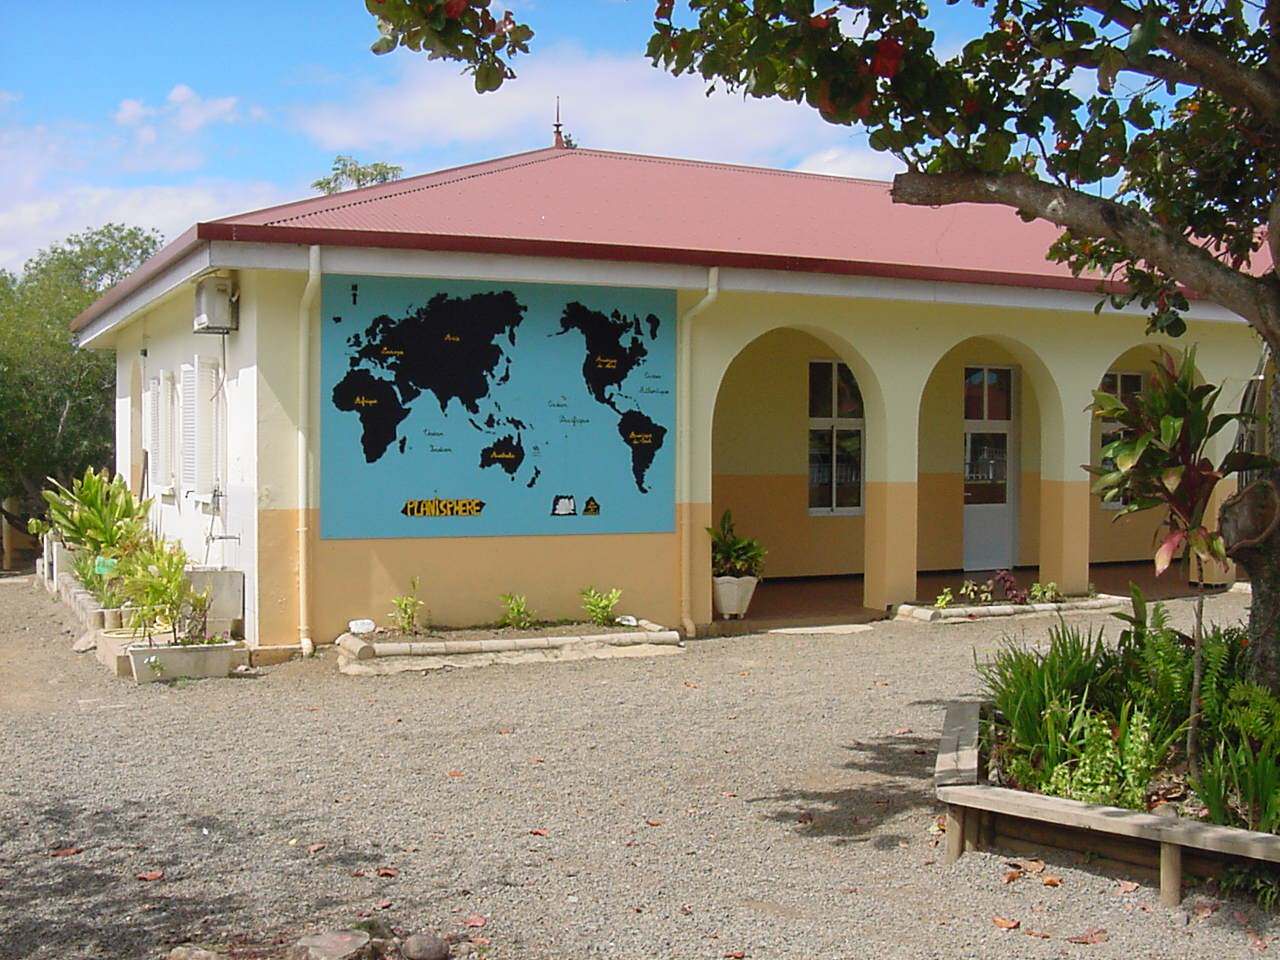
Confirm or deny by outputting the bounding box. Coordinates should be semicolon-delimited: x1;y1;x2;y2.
944;591;1280;907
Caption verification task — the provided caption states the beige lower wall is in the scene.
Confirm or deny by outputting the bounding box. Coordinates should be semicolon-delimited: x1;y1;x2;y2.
917;473;963;571
864;480;918;609
258;508;691;645
712;474;865;577
1039;479;1092;594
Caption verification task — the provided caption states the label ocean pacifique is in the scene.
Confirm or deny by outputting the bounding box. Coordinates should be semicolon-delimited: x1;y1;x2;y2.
320;276;676;539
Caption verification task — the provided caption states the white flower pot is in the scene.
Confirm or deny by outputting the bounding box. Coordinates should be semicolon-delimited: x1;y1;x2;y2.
127;640;238;684
712;575;760;619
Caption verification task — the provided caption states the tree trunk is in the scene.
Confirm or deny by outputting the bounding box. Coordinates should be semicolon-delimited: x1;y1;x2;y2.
1186;561;1205;783
1219;474;1280;692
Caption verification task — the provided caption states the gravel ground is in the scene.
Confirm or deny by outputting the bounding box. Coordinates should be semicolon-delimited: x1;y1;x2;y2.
0;575;1274;960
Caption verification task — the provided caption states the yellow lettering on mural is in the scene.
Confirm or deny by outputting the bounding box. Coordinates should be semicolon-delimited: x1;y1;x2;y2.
628;431;654;444
379;346;405;356
354;395;378;407
489;452;517;460
595;356;619;369
444;333;462;343
400;497;486;518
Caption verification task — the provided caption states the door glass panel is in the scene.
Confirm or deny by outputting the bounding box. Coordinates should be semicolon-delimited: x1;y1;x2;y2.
986;369;1012;420
1120;373;1143;406
808;429;833;509
808;362;832;418
964;432;1008;505
964;367;985;419
834;429;862;508
836;363;863;418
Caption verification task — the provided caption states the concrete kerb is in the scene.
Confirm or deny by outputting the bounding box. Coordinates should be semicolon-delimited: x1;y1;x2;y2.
896;594;1127;623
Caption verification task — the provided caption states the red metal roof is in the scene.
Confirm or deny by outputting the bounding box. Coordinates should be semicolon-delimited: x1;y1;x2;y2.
74;145;1113;333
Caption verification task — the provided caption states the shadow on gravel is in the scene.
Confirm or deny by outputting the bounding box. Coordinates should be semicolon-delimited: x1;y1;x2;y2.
0;801;251;960
751;734;940;848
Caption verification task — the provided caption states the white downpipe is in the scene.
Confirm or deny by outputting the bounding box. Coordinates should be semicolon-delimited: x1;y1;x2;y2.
297;245;321;656
678;266;720;638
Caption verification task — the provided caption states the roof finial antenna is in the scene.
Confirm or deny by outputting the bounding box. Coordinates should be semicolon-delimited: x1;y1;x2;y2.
553;96;565;148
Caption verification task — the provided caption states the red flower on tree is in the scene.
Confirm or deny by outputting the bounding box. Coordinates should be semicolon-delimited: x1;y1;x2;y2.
870;38;904;78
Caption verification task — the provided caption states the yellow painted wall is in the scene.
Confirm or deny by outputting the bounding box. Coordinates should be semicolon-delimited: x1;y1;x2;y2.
711;328;865;577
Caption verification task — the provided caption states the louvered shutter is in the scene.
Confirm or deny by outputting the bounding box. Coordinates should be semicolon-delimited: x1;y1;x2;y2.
180;364;198;491
196;355;221;492
157;371;173;487
146;377;161;486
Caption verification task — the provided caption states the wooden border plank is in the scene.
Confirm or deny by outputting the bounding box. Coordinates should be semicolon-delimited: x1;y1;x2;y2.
934;701;981;787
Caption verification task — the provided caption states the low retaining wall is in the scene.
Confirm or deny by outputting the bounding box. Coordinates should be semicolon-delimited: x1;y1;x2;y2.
899;595;1126;623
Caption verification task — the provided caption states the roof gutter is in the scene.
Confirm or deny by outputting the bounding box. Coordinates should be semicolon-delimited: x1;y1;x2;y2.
678;266;719;638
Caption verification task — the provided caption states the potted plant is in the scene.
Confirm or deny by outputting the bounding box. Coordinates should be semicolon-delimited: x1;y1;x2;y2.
707;510;766;619
120;539;237;684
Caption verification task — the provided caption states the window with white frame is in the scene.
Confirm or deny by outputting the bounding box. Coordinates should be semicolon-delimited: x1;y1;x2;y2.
808;360;864;513
180;355;222;497
1098;371;1143;510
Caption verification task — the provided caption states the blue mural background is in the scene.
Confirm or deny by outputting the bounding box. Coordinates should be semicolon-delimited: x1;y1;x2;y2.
320;275;676;539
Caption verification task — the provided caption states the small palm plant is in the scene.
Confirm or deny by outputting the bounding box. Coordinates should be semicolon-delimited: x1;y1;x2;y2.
706;510;765;578
1088;346;1271;776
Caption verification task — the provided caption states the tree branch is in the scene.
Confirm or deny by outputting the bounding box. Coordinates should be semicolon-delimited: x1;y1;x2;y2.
1084;0;1280;122
891;170;1280;342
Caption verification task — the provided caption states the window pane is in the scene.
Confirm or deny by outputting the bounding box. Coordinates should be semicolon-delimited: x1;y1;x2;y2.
964;432;1007;505
986;369;1012;420
835;429;862;508
836;363;863;418
808;362;832;418
1120;373;1143;406
964;367;985;419
1100;372;1118;394
809;429;833;509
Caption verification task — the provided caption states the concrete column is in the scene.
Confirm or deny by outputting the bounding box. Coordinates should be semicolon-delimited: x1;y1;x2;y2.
1037;374;1094;596
862;381;922;611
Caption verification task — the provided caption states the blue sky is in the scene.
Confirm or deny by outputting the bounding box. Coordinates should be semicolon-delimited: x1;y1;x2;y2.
0;2;986;272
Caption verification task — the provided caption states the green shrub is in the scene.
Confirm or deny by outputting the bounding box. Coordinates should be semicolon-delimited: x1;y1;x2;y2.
389;576;425;634
1028;581;1063;603
934;587;954;609
38;467;150;555
119;539;210;645
581;586;622;626
498;593;535;629
706;510;765;578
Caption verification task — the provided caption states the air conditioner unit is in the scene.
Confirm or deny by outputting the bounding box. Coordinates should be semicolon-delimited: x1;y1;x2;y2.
193;277;239;334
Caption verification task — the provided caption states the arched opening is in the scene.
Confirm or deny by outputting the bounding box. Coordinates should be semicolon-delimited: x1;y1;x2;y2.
916;336;1050;592
709;326;882;624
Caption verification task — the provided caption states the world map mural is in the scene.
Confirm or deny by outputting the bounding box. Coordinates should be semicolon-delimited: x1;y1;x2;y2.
320;276;676;539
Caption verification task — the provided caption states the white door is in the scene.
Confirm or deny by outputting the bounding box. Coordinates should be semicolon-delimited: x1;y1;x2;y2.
962;366;1018;571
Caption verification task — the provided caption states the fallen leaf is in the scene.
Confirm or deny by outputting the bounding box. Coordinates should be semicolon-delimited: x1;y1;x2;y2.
684;681;700;689
376;866;399;878
530;757;545;764
1066;928;1108;944
1116;880;1140;894
498;727;513;735
529;828;549;837
464;915;487;928
992;916;1020;931
1195;902;1219;920
646;819;663;827
351;869;366;877
376;899;393;910
1042;875;1062;888
797;811;814;825
307;843;327;855
724;952;746;959
893;727;913;735
471;936;491;946
1022;858;1046;874
1002;869;1023;884
680;904;693;915
49;847;83;858
1025;930;1051;940
446;770;464;779
721;792;737;799
1249;930;1269;952
136;870;164;882
1235;911;1251;925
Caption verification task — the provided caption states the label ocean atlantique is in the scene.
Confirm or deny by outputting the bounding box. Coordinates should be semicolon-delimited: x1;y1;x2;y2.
319;275;676;539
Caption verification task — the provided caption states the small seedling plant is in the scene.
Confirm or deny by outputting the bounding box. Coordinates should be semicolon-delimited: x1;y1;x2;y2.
389;576;425;634
581;586;622;627
498;593;535;629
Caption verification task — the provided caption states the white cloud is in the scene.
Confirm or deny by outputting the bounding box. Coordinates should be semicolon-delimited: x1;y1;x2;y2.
794;145;904;182
114;98;154;126
165;83;240;132
0;91;20;109
294;49;869;167
0;179;293;273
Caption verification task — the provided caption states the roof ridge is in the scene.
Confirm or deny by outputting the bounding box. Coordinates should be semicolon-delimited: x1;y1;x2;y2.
563;146;895;187
261;149;571;227
207;146;564;227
